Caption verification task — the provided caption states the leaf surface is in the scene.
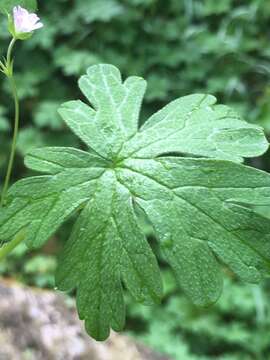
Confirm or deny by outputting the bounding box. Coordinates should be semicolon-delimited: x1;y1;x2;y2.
59;64;146;159
119;96;268;162
0;64;270;340
117;157;270;305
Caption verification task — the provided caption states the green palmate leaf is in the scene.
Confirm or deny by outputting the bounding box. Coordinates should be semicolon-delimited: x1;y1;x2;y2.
0;64;270;340
0;0;37;13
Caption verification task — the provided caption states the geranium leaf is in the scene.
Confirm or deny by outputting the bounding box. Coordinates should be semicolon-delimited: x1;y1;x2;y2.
0;64;270;340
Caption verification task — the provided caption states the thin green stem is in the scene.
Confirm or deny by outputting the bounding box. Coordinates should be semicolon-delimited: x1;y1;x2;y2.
0;230;26;260
0;39;19;207
6;37;16;71
0;39;25;257
0;76;19;206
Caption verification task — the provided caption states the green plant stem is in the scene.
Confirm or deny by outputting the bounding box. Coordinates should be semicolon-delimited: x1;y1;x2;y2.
0;76;19;206
0;230;25;260
6;37;16;70
0;39;18;207
0;39;25;258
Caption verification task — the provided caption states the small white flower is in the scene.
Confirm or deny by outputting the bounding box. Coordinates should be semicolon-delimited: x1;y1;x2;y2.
13;5;43;34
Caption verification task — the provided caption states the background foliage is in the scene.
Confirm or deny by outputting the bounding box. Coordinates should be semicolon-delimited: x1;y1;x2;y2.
0;0;270;358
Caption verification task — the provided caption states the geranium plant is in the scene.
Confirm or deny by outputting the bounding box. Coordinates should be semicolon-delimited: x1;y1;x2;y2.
1;0;270;341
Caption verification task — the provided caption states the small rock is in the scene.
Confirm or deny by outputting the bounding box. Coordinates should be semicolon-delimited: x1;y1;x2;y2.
0;280;169;360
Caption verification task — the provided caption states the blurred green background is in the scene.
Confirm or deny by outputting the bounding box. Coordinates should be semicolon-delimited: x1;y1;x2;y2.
1;0;270;359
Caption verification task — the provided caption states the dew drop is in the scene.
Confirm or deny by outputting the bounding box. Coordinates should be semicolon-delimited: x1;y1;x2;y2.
162;233;173;249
